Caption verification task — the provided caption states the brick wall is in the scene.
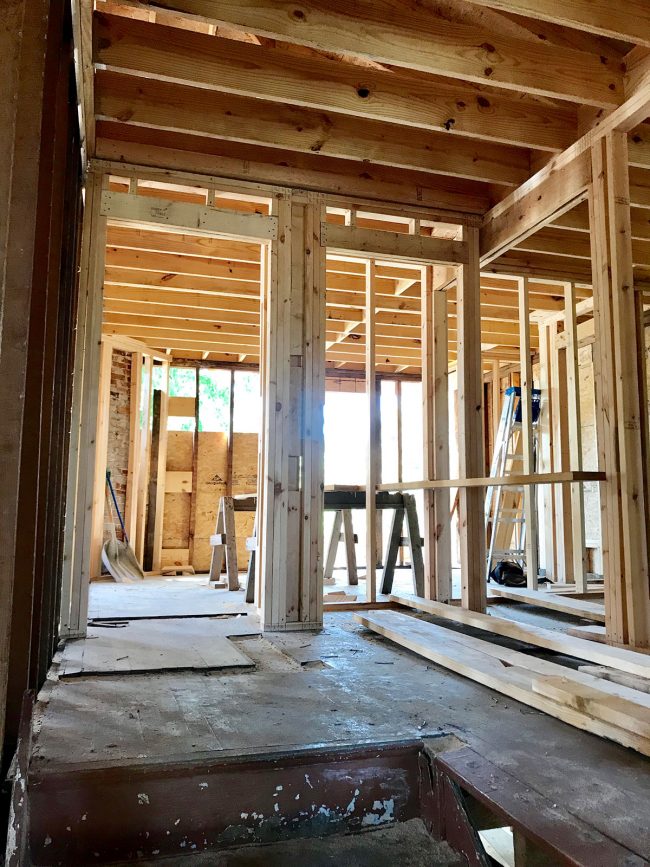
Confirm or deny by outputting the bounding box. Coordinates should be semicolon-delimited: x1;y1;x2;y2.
104;349;132;541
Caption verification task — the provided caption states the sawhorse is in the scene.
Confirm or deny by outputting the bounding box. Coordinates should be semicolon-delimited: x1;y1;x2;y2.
209;496;239;590
324;509;358;585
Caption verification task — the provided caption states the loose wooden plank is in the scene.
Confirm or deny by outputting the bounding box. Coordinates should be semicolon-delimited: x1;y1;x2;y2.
532;675;650;739
355;610;650;755
488;585;606;622
579;665;650;694
391;593;650;679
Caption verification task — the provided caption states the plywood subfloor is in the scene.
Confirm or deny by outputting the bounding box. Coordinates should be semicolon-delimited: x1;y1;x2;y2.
59;616;261;676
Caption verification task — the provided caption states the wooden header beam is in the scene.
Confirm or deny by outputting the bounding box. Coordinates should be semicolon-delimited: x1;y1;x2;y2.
322;223;467;265
100;190;278;240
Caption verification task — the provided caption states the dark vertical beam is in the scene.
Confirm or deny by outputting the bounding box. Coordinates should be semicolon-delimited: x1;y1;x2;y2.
0;0;68;767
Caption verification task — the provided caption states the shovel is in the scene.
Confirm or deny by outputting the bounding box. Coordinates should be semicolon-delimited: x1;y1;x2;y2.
102;470;144;583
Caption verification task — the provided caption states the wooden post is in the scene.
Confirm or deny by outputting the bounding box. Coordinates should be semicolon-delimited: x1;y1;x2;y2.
491;360;501;450
144;382;169;573
89;340;113;579
606;132;650;646
187;366;200;566
134;354;153;564
457;227;486;612
550;334;574;584
0;0;57;747
124;351;142;545
374;378;383;568
226;369;235;496
517;277;538;590
564;281;587;591
65;172;108;635
590;135;650;647
395;380;404;567
259;192;325;630
422;266;451;601
366;259;378;602
538;324;556;581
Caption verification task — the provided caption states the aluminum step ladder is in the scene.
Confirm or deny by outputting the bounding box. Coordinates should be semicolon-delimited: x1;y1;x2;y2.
485;386;541;582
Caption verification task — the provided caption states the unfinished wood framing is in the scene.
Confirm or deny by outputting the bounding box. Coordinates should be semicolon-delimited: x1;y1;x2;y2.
517;276;538;589
457;227;487;612
421;266;452;601
365;260;378;602
259;191;326;630
60;174;108;636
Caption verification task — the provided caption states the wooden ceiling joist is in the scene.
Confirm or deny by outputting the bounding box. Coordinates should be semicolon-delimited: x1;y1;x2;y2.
95;11;578;153
127;0;624;106
94;70;532;187
459;0;650;47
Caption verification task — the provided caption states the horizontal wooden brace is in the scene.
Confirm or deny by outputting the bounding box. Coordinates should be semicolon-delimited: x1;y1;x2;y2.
378;470;606;492
321;223;467;265
100;190;278;240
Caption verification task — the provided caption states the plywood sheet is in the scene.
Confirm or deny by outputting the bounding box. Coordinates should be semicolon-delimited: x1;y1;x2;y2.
162;430;194;549
232;432;258;495
163;492;191;548
59;617;259;676
193;431;228;571
166;430;193;471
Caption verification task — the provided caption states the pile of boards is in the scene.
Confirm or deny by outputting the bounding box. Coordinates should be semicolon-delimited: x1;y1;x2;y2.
355;594;650;757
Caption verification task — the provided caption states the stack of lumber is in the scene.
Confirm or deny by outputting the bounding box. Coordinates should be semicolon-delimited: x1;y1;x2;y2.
355;597;650;757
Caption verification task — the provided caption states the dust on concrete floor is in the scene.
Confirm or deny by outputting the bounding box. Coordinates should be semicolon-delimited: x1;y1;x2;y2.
110;819;461;867
87;567;425;620
34;613;650;860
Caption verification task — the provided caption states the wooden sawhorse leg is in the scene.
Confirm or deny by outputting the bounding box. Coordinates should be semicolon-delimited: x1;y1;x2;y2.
342;509;358;585
245;513;257;603
380;496;424;596
324;510;343;585
381;507;405;594
209;496;239;590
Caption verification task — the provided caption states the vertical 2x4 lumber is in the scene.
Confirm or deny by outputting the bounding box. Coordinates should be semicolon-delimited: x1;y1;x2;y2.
422;265;436;599
518;277;538;590
564;281;587;591
89;340;113;580
422;266;451;601
588;143;626;642
263;193;291;629
301;193;326;626
549;331;572;584
69;173;107;633
366;259;378;602
606;131;650;648
152;363;169;573
538;324;556;581
226;369;235;497
255;242;270;607
457;227;486;612
124;351;143;546
433;283;452;601
135;354;153;565
260;193;325;629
